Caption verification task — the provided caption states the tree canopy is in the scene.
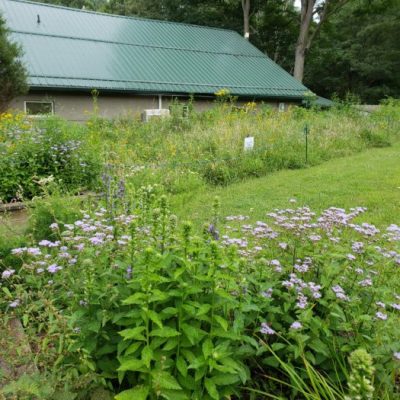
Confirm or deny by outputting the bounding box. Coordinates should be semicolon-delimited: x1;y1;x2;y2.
0;14;28;112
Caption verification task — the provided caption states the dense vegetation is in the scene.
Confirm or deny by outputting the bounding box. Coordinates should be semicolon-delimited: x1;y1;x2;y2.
1;189;400;399
0;98;399;203
1;101;400;399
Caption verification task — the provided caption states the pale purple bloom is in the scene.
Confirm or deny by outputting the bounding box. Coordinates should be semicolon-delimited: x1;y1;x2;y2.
47;264;62;274
2;269;15;279
279;242;288;250
394;352;400;360
50;222;59;230
9;299;20;308
11;247;25;255
36;268;44;274
347;254;356;261
296;293;308;309
261;288;273;298
391;303;400;310
376;301;385;308
376;311;387;320
332;285;349;301
39;240;52;247
358;278;373;287
260;322;275;335
290;321;302;330
26;247;42;256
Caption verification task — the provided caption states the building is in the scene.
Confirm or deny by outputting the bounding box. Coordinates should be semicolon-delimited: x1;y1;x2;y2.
1;0;309;121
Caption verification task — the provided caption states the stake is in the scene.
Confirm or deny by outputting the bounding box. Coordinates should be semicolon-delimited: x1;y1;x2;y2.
304;124;309;164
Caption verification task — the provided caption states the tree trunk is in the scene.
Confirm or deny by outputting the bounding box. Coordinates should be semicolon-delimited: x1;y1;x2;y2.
241;0;250;39
293;0;315;81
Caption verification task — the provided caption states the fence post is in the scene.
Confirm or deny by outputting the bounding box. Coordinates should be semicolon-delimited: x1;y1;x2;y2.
304;124;309;164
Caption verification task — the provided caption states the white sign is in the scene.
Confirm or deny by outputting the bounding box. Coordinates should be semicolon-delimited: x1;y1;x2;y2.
244;136;254;151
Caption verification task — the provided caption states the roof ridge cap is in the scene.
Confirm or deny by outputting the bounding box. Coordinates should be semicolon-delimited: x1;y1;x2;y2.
6;0;240;34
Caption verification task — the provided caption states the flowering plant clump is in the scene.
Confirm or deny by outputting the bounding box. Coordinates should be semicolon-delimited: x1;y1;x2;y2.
1;193;399;398
0;113;100;202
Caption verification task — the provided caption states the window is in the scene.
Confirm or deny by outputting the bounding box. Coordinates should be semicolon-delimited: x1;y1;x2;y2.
24;101;54;116
278;102;286;112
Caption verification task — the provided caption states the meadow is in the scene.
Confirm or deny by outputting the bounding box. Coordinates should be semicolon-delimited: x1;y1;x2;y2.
0;98;399;399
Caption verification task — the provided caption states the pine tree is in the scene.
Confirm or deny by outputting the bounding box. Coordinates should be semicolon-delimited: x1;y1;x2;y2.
0;14;28;113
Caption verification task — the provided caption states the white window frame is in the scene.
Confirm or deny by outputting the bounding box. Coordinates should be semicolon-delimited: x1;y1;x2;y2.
24;100;54;116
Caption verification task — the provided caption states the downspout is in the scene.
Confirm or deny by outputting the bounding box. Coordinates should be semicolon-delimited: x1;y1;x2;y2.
158;95;162;109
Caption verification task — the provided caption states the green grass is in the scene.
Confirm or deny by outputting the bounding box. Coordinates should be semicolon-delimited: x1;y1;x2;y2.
170;141;400;227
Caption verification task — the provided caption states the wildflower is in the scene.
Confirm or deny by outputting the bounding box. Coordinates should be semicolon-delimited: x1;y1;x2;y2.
36;268;44;274
9;299;20;308
358;278;373;287
347;253;356;261
296;293;308;309
260;322;275;335
375;311;387;320
2;269;15;279
270;259;282;272
394;352;400;361
50;222;59;230
11;247;25;255
290;321;302;330
27;247;41;256
332;285;349;301
391;303;400;310
261;288;273;298
279;242;288;250
47;264;62;274
375;301;385;308
125;266;132;280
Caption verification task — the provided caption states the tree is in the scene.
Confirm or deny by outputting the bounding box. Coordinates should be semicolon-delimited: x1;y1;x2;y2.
0;15;28;113
305;0;400;103
294;0;347;81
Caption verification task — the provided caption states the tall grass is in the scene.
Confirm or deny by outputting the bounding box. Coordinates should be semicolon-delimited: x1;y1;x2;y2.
84;98;399;192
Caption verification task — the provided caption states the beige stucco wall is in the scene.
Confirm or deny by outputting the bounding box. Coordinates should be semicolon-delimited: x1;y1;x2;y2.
10;92;294;122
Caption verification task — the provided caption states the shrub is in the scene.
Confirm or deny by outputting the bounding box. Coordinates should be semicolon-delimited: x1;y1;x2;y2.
1;191;400;398
0;114;101;202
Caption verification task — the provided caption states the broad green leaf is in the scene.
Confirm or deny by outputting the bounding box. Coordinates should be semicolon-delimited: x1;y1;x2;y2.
123;293;146;305
147;309;163;328
115;385;149;400
176;356;187;378
271;342;286;351
118;359;145;372
202;338;213;359
205;378;219;400
125;342;142;356
152;371;182;390
181;324;205;345
213;316;228;332
150;327;181;338
142;346;153;368
211;373;240;386
160;389;188;400
163;337;179;351
119;327;146;341
197;304;211;316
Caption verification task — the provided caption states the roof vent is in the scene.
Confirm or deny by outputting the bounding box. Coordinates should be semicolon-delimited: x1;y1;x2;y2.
37;14;41;24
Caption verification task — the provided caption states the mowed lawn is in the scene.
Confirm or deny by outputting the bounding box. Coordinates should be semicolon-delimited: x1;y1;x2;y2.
171;142;400;227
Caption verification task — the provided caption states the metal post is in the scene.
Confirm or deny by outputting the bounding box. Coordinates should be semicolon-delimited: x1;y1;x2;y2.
304;124;309;164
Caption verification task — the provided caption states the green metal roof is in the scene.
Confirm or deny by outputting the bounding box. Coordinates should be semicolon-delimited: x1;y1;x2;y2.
0;0;308;99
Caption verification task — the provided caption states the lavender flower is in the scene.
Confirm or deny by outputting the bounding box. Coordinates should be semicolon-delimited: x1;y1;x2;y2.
1;269;15;279
290;321;302;330
261;288;273;298
375;311;387;320
394;352;400;361
9;299;20;308
260;322;275;335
